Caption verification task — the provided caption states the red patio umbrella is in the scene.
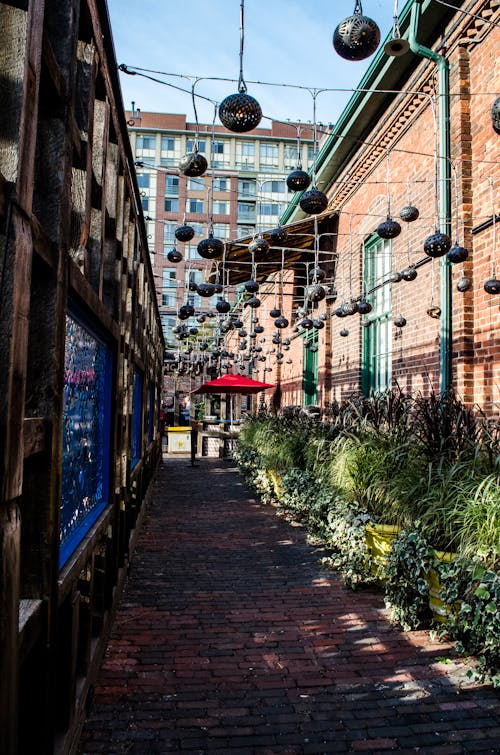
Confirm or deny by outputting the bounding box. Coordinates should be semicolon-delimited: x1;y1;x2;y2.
190;373;274;395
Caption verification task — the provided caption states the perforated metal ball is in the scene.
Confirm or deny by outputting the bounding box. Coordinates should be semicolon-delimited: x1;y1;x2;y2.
333;5;380;61
167;248;183;263
269;226;287;245
197;282;216;298
389;271;402;283
244;279;259;293
399;205;420;222
254;324;264;333
357;300;372;315
179;151;208;177
275;316;289;329
189;327;198;336
361;319;371;328
307;283;327;302
339;328;349;337
188;280;198;292
286;169;311;192
457;276;472;292
233;319;244;328
219;91;262;132
377;216;402;239
213;282;224;294
394;315;407;327
300;317;314;329
427;306;441;319
342;300;359;316
309;267;326;282
175;225;195;242
492;96;500;135
178;303;195;319
484;277;500;295
246;296;261;309
401;266;418;281
447;244;469;264
312;319;325;329
424;232;452;258
249;237;270;256
197;234;224;260
269;308;281;318
299;187;328;215
216;299;231;313
335;306;348;318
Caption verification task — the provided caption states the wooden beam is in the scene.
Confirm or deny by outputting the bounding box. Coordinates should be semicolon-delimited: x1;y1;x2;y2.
23;418;46;458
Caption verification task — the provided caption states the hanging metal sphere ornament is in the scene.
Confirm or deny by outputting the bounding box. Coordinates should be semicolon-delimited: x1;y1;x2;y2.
300;317;314;329
424;231;452;258
447;244;469;264
167;247;183;263
377;216;402;239
491;96;500;135
457;276;472;292
333;0;381;61
179;150;208;177
286;168;311;192
299;187;328;215
309;267;326;282
357;299;372;315
246;296;261;309
269;226;287;245
484;277;500;295
178;303;195;320
401;266;418;281
312;319;325;329
307;283;327;302
213;282;224;294
394;315;407;328
233;318;244;328
175;225;195;242
188;280;198;292
249;237;269;256
399;205;420;222
389;271;402;283
269;307;281;318
335;306;348;318
219;86;262;133
244;279;259;293
342;300;359;316
254;324;264;333
216;299;231;313
197;282;216;298
275;316;289;329
339;328;349;337
197;233;224;260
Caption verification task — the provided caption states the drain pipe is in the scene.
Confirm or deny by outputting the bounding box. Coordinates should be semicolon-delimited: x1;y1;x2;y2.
409;0;452;392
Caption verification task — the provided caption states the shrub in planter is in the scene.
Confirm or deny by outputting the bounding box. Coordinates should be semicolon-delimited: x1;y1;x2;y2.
325;500;374;588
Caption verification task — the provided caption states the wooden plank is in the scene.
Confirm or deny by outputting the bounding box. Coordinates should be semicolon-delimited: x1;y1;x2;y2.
68;259;120;340
23;418;46;458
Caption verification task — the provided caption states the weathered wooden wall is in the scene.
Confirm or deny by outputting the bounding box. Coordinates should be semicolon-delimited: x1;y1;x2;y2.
0;1;164;752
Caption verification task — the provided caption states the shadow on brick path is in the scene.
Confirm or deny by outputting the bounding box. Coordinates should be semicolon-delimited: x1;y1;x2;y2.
79;456;500;754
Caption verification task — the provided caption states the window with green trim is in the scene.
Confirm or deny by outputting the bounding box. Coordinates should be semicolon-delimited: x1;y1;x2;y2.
303;331;318;405
361;235;392;394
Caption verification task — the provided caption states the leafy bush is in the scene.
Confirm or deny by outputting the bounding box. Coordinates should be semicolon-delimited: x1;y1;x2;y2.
384;529;434;630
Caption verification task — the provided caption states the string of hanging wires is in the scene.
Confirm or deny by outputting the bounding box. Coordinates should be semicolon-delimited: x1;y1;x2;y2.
120;65;499;168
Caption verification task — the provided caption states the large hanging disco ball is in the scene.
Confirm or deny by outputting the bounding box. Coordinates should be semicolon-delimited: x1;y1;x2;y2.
269;226;288;245
377;216;402;239
286;168;311;192
167;248;183;263
175;225;195;242
219;91;262;132
299;187;328;214
249;237;270;256
424;232;452;258
197;234;224;260
179;151;208;177
333;2;380;61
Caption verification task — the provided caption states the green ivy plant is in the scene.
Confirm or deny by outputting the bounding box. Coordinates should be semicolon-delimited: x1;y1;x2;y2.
384;529;434;631
439;559;500;686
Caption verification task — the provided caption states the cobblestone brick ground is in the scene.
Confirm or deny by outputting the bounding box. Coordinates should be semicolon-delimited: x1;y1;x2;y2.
79;456;500;754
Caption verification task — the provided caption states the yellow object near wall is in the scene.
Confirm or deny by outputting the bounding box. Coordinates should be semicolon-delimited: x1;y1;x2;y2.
167;427;192;453
365;523;401;582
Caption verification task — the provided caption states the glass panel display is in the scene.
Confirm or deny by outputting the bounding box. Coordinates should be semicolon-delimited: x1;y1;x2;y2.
131;369;143;467
60;312;112;568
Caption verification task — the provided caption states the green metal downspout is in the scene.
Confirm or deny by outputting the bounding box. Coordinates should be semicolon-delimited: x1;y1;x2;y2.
409;0;452;392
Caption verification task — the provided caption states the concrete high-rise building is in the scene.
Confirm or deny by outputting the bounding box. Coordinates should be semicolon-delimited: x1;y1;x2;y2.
125;108;314;349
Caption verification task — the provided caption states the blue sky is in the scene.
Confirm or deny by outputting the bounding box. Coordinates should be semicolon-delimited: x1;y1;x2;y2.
106;0;398;126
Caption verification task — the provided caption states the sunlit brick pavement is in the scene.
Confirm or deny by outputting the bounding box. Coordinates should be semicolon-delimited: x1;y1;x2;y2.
79;456;500;754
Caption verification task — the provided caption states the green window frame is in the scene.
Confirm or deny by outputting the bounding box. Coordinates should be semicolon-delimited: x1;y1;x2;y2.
361;235;392;394
303;330;318;405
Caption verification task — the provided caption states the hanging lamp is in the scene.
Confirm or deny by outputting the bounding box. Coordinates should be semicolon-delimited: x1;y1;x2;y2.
219;0;262;132
333;0;380;61
384;0;410;57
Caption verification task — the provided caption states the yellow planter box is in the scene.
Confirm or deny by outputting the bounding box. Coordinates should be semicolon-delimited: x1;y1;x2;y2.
365;523;401;582
426;550;458;623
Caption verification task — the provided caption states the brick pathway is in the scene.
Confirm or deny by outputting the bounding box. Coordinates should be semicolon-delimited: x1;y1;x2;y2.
79;456;500;754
